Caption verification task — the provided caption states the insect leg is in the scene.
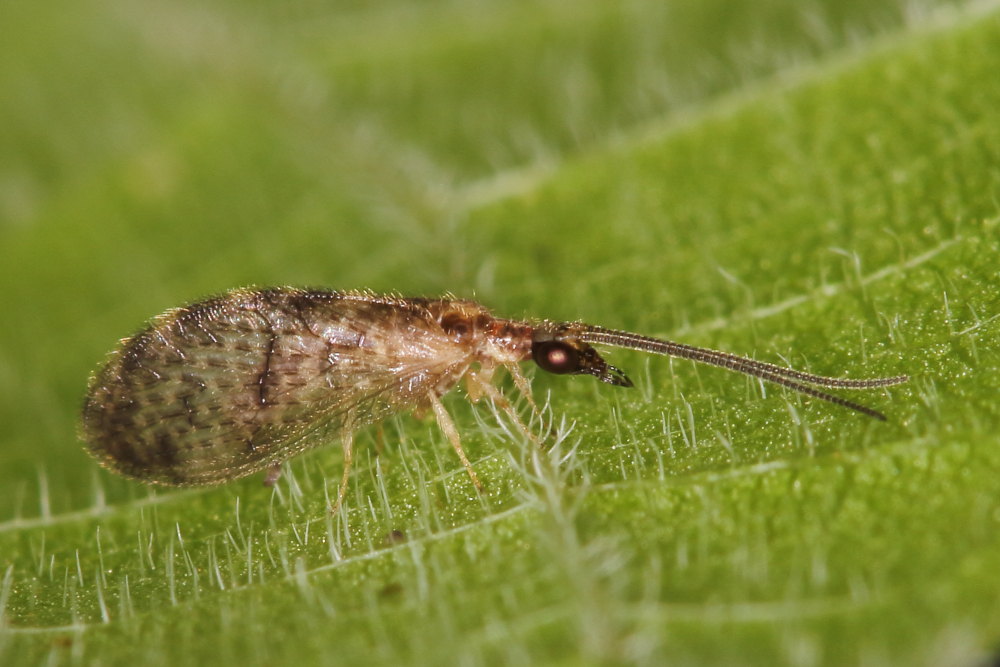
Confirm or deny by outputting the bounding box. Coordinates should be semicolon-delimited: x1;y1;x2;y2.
504;362;558;442
427;391;484;491
263;463;282;487
504;363;542;418
329;427;355;516
471;370;544;449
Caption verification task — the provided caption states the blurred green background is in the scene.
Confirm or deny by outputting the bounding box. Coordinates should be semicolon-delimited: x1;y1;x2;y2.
2;0;1000;664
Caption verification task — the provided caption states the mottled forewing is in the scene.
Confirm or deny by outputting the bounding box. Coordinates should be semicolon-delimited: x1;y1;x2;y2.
82;289;470;485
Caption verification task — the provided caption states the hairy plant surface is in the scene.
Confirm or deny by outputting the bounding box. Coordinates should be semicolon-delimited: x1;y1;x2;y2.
1;0;999;664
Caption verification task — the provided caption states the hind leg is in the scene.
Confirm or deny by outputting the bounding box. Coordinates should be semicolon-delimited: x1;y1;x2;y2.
328;427;355;516
262;463;282;487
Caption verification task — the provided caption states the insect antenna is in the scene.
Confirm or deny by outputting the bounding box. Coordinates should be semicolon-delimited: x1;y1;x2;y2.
575;326;908;421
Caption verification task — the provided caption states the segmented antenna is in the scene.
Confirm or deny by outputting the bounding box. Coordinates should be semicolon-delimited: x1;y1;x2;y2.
577;326;908;420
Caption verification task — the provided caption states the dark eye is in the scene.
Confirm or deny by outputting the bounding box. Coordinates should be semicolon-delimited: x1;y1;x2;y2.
532;341;580;374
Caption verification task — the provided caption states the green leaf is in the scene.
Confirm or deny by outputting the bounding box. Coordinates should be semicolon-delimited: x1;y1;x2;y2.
2;0;999;664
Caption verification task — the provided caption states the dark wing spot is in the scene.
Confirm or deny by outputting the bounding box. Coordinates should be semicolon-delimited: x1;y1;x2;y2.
154;431;180;469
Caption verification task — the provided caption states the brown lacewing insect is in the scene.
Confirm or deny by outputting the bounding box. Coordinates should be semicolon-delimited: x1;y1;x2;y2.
81;287;908;512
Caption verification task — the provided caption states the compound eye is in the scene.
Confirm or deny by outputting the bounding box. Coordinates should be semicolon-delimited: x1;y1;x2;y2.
532;341;580;375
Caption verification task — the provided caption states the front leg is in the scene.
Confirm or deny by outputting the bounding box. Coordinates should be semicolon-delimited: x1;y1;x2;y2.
467;372;545;449
467;362;548;441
